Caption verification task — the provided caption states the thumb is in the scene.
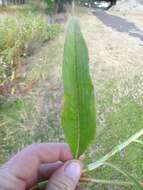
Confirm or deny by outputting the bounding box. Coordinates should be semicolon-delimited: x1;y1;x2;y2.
46;160;83;190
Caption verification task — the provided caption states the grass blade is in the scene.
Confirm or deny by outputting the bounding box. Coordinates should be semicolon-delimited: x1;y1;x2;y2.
86;128;143;171
134;140;143;145
81;177;134;187
104;163;143;189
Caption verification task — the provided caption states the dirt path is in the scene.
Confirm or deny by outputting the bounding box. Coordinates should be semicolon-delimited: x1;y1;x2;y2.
80;10;143;98
93;10;143;42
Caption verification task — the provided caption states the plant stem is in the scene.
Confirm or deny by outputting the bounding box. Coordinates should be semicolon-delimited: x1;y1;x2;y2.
31;129;143;190
30;177;134;190
103;162;143;189
85;128;143;172
134;139;143;145
81;177;133;186
30;181;48;190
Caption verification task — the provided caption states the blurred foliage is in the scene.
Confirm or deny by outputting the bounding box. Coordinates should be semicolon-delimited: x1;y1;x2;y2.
0;1;63;163
44;0;73;12
43;0;116;13
0;3;61;95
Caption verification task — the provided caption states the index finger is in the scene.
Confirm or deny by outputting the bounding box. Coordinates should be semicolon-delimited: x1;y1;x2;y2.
3;143;72;183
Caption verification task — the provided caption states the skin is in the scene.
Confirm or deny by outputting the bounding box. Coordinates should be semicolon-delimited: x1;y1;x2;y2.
0;143;89;190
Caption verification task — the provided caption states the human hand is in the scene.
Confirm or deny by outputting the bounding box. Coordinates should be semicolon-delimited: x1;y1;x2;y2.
0;143;88;190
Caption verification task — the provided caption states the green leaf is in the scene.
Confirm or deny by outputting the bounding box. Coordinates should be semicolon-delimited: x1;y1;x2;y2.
62;17;96;158
104;163;143;189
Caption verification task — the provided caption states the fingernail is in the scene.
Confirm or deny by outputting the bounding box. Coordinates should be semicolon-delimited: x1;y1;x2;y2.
64;161;82;181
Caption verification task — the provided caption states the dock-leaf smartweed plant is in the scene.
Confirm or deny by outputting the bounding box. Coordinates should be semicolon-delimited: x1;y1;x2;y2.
31;17;143;190
62;17;96;159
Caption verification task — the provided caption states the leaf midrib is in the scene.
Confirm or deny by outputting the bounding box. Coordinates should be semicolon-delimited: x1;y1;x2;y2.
74;23;81;158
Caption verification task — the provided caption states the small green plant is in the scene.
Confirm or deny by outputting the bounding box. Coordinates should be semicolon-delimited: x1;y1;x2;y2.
31;17;143;190
62;17;96;159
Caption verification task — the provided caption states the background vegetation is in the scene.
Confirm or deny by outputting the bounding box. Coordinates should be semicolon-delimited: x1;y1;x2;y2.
0;2;61;95
0;0;62;162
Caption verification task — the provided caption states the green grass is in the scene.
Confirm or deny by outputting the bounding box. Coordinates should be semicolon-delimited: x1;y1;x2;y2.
83;73;143;190
0;98;37;162
0;33;64;163
87;96;143;190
